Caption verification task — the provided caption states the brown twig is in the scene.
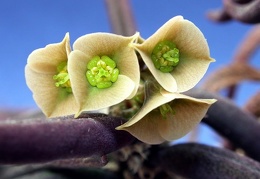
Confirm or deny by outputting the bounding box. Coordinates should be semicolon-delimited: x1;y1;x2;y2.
202;25;260;99
105;0;136;36
233;25;260;63
244;91;260;117
207;0;260;24
227;25;260;98
202;63;260;93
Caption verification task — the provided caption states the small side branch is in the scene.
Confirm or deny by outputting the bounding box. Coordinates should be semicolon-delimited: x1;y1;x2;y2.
207;0;260;24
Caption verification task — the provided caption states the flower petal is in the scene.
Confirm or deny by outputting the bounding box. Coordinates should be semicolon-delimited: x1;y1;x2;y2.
25;66;78;117
116;81;216;144
159;16;211;59
171;56;214;93
158;92;216;141
68;50;135;117
133;16;183;53
116;81;175;144
117;81;175;128
73;32;140;98
135;50;178;92
133;16;214;92
27;33;71;74
116;111;165;144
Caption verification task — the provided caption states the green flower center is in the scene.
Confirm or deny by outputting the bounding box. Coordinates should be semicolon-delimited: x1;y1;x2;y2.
53;61;72;93
159;103;175;118
151;40;180;73
86;55;120;89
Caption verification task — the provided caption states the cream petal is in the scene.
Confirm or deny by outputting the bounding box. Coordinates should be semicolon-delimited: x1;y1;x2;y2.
27;33;71;74
133;16;184;53
135;49;177;92
136;16;211;59
116;111;166;144
73;32;137;55
117;82;176;128
166;18;214;92
68;50;135;117
25;66;78;117
68;50;90;109
117;85;216;144
171;56;214;93
76;75;135;117
73;32;140;97
166;18;212;60
133;16;214;92
158;93;216;141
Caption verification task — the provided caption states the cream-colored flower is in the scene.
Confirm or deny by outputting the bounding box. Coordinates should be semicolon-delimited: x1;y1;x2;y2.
116;81;216;144
25;33;78;117
132;16;214;93
68;32;140;117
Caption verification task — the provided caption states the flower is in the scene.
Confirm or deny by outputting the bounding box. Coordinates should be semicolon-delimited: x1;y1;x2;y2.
68;32;140;117
132;16;214;93
25;33;78;117
116;80;216;144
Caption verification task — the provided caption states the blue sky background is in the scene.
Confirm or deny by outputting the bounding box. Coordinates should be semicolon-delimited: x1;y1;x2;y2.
0;0;259;146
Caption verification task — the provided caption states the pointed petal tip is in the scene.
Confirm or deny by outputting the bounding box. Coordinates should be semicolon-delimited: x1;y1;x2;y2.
74;107;89;118
208;98;217;104
115;125;124;130
63;32;70;40
210;57;216;62
115;120;132;130
61;32;70;46
128;31;141;47
44;112;52;118
175;15;184;20
65;32;69;37
198;98;217;105
132;31;140;39
74;112;81;118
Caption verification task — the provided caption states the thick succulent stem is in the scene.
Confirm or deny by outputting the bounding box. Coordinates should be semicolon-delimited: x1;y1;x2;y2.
0;113;135;165
159;143;260;178
186;88;260;161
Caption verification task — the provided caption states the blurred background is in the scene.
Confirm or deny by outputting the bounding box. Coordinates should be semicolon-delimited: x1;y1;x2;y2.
0;0;259;145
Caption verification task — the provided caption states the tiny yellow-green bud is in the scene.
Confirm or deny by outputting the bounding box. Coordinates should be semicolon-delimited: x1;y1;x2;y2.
111;68;119;82
87;56;100;69
86;55;120;89
86;71;97;86
159;103;175;118
151;40;180;73
101;56;116;68
53;61;72;93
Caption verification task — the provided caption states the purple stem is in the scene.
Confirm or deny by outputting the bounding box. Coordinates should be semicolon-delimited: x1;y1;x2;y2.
0;113;135;165
186;88;260;161
159;143;260;178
